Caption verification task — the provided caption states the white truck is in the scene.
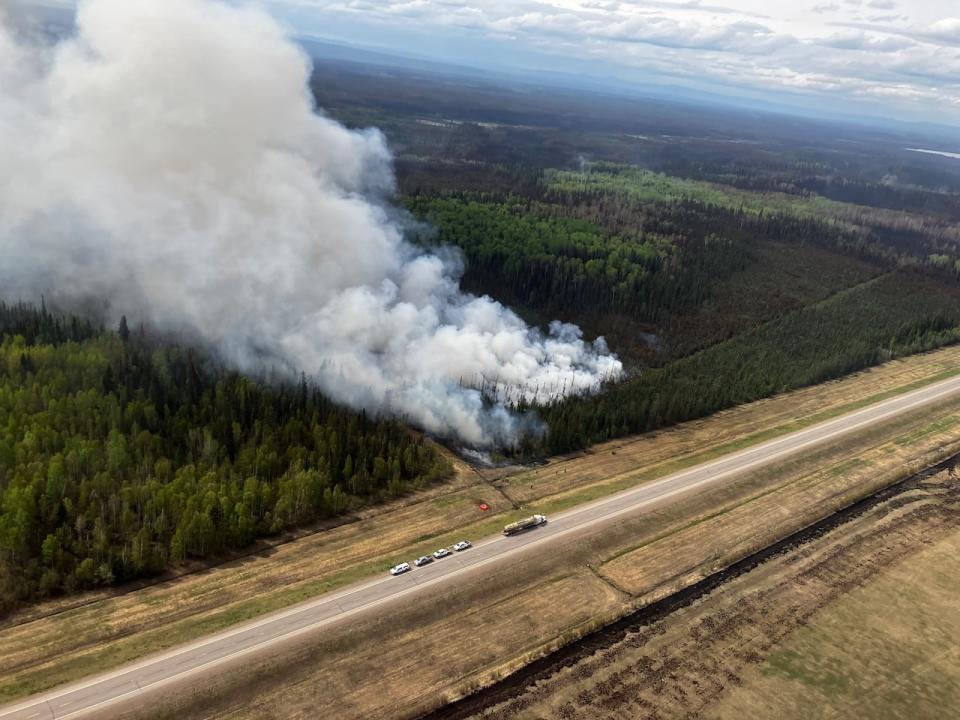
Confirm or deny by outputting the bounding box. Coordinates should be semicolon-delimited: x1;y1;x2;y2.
502;514;547;536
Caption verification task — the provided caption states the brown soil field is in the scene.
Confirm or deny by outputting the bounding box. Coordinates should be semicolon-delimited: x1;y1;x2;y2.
109;390;960;719
454;471;960;720
2;345;960;711
712;499;960;719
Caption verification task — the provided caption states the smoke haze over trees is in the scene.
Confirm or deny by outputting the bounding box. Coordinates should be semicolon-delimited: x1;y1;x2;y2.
0;0;621;448
0;303;451;610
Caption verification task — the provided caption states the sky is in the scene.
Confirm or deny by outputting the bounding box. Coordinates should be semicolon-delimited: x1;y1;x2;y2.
10;0;960;128
266;0;960;128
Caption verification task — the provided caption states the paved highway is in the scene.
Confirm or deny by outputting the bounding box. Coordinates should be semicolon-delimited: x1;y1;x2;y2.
4;374;960;720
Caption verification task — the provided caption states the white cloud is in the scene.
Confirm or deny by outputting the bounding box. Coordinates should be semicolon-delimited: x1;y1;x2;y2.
14;0;960;123
266;0;960;123
818;30;914;52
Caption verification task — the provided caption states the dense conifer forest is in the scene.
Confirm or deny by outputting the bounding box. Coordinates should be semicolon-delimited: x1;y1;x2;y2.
539;273;960;452
404;168;960;455
406;196;747;323
0;303;450;611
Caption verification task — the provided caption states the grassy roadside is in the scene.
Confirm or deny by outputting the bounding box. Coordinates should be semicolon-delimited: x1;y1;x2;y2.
456;472;960;720
509;364;960;519
2;347;960;704
724;527;960;719
600;405;960;597
133;393;960;720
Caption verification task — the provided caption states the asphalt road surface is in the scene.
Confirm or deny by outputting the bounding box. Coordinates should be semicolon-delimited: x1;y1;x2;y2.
4;373;960;720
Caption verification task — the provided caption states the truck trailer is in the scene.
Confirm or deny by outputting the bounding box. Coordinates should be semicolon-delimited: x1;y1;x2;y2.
502;514;547;536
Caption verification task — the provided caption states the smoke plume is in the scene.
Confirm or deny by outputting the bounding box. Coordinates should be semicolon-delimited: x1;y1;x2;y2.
0;0;621;447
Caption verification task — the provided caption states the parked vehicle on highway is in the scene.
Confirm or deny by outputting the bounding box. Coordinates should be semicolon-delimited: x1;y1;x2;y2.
414;556;433;567
432;548;451;559
452;540;472;552
389;562;411;576
502;514;547;536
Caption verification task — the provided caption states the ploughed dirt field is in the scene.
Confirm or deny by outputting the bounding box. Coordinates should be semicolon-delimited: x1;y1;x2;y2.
452;466;960;720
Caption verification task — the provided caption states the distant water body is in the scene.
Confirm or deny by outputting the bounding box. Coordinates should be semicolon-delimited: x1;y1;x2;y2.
906;148;960;160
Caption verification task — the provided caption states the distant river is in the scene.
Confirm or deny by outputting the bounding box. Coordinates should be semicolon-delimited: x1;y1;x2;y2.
906;148;960;159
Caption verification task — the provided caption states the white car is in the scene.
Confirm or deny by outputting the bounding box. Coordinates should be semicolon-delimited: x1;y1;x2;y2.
452;540;472;552
432;548;451;559
389;562;411;576
414;556;433;567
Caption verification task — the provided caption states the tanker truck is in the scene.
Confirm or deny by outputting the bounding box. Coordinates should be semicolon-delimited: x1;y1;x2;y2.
502;514;547;536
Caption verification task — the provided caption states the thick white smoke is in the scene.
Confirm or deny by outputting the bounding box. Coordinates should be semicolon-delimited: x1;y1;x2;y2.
0;0;622;447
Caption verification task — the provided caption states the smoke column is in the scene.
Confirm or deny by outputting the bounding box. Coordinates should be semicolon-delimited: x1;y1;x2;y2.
0;0;622;447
